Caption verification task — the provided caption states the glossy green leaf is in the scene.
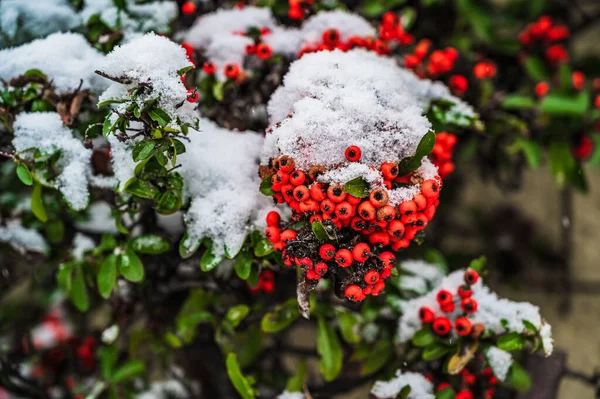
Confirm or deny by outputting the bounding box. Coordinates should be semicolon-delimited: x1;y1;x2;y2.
468;256;487;273
97;254;117;299
502;95;536;110
253;237;274;257
226;353;256;399
317;317;343;381
311;221;328;242
71;264;89;312
497;332;525;351
261;299;299;333
508;362;531;392
200;242;223;271
131;235;170;255
259;174;275;196
118;251;144;282
285;362;307;392
360;339;393;376
148;108;171;127
343;177;368;198
234;248;252;279
524;56;549;81
412;327;435;347
422;342;451;360
435;388;456;399
123;177;159;199
226;305;250;328
132;141;155;162
16;163;33;186
337;310;361;344
541;91;590;116
31;183;47;222
179;233;202;259
111;360;145;383
398;131;436;175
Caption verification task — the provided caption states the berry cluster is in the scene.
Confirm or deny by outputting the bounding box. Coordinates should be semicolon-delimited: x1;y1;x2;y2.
430;132;457;178
288;0;315;20
404;40;458;79
433;365;497;399
248;270;276;294
519;16;570;66
261;146;442;301
378;12;414;45
419;270;481;337
298;28;390;58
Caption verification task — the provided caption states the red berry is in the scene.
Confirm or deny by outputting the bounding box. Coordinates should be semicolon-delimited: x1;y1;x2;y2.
456;390;474;399
441;302;455;313
488;376;498;385
369;188;389;207
278;156;295;173
368;231;390;246
289;170;306;186
573;135;593;160
382;11;397;26
344;284;363;301
404;54;420;68
381;162;399;180
280;229;297;242
293;185;310;202
399;200;417;216
288;6;303;20
436;289;453;306
264;226;280;243
421;180;440;198
461;297;478;314
419;306;435;323
351;217;366;231
473;61;496;80
224;63;240;79
572;71;585;90
380;252;395;268
457;285;473;298
310;183;327;201
256;43;273;60
320;199;335;214
455;317;472;336
327;184;347;203
335;249;353;267
432;316;452;335
319;244;336;260
335;201;354;220
371;280;385;295
352;242;371;262
535;81;549;97
345;145;361;162
363;285;373;295
357;201;376;220
181;42;194;58
364;270;380;284
449;74;468;95
376;205;396;222
315;262;328;276
464;269;479;285
187;89;199;103
436;382;451;392
203;61;216;74
181;1;196;15
387;220;405;241
323;29;340;46
306;269;320;280
245;44;256;54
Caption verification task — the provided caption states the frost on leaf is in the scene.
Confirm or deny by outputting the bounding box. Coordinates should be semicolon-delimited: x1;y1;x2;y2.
0;32;107;94
12;112;101;210
396;268;553;353
179;119;281;258
371;370;434;399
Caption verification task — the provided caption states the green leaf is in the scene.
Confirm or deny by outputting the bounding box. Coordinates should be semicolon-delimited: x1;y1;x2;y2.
177;65;194;76
261;299;300;333
131;234;170;255
71;264;89;312
541;91;589;116
157;190;182;215
399;385;412;399
398;131;436;175
336;310;361;344
200;242;224;272
132;141;156;162
97;254;117;299
234;248;252;279
286;361;307;392
524;56;549;81
508;362;531;392
24;69;47;79
497;332;525;351
412;327;435;347
123;177;159;199
213;81;225;101
226;353;256;399
259;174;274;196
317;317;343;381
343;177;368;198
111;360;145;383
98;345;118;380
100;234;117;251
549;142;576;188
31;183;47;222
117;251;144;282
102;117;115;137
179;233;202;259
45;219;65;244
16;163;33;186
509;138;542;168
422;342;451;360
148;108;171;127
435;388;456;399
253;237;274;257
522;320;538;333
360;339;393;376
57;262;74;292
502;94;536;110
311;221;329;242
468;256;486;273
226;305;250;328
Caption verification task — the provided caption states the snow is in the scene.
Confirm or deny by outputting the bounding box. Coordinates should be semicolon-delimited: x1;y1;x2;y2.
299;10;376;47
81;0;177;42
12;112;93;210
0;0;80;47
98;33;198;127
0;32;107;94
485;346;513;381
540;323;554;356
371;370;434;399
264;27;303;56
400;259;445;285
0;221;48;255
72;233;95;261
179;119;280;258
277;392;304;399
107;133;138;191
135;380;188;399
396;269;553;351
75;201;119;234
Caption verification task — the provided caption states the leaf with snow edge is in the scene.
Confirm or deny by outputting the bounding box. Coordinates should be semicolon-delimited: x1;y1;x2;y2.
131;234;170;255
397;131;436;176
102;117;119;137
254;236;274;257
447;341;478;375
343;177;368;198
422;342;452;361
234;248;252;279
111;360;145;383
361;339;393;376
502;94;536;110
468;256;486;273
124;177;159;199
31;183;47;222
226;353;256;399
261;299;299;333
148;107;172;127
259;174;275;196
317;316;343;381
435;388;455;399
132;141;156;162
285;361;307;393
497;332;525;351
336;310;361;344
522;320;537;333
98;254;117;299
177;66;194;77
118;251;144;282
226;305;250;329
508;362;531;392
157;190;182;214
412;327;435;347
16;163;33;186
200;241;224;271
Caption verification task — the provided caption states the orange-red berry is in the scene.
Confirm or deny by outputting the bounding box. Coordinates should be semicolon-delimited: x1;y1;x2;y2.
433;316;452;335
381;162;399;180
369;187;389;207
315;262;328;276
437;289;453;306
280;229;297;242
455;317;472;336
327;184;347;202
319;244;336;260
421;180;440;198
572;71;585;90
457;285;473;298
323;29;340;46
278;156;295;173
293;185;309;202
335;201;354;220
345;284;363;301
364;270;380;284
376;205;396;222
310;183;327;201
335;249;353;267
369;231;390;246
345;145;362;162
203;61;216;74
357;201;376;220
266;211;280;227
352;242;371;262
464;269;479;285
320;199;335;214
290;170;306;186
224;63;240;79
387;220;405;241
461;297;478;313
265;226;280;243
380;252;395;268
419;306;435;323
256;43;273;60
181;1;196;15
